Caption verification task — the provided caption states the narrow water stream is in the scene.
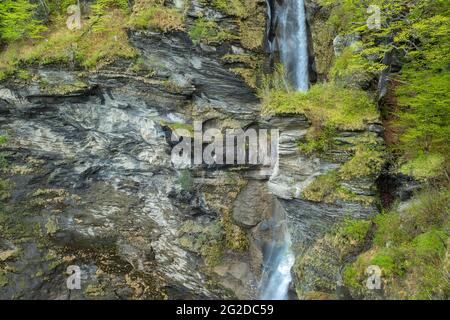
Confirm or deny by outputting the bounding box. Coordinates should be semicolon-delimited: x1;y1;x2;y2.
259;200;295;300
259;0;309;300
278;0;309;91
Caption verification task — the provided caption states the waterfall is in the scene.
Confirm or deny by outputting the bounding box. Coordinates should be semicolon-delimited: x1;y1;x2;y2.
258;200;295;300
259;0;309;300
278;0;309;91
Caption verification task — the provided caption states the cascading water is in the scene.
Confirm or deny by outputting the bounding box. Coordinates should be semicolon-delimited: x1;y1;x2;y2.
278;0;309;91
259;0;309;300
258;200;295;300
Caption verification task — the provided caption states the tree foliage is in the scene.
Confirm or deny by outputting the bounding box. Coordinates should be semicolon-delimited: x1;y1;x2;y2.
0;0;47;43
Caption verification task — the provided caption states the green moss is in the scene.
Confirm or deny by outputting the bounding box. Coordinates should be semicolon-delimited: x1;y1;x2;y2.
178;170;194;191
343;265;363;289
212;0;251;18
261;82;379;131
188;18;237;44
128;0;185;32
0;270;8;287
39;80;88;96
221;213;249;252
178;219;227;268
370;249;397;277
412;230;446;259
299;126;337;156
302;170;340;203
201;243;224;268
302;170;374;205
400;153;446;182
339;135;386;180
237;15;265;50
341;219;372;244
211;0;265;49
45;217;58;235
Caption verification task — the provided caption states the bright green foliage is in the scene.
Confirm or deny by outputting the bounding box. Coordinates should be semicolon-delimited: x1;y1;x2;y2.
339;134;386;180
0;0;47;43
0;1;138;79
370;249;397;276
299;126;337;156
330;46;384;88
400;153;446;182
412;230;447;259
91;0;129;15
344;188;450;299
262;82;379;131
340;218;372;244
318;0;450;183
393;12;450;178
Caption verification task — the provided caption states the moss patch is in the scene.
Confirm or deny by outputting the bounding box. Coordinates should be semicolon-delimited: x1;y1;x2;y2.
128;0;185;32
188;18;237;44
0;9;137;79
261;82;380;131
302;169;374;205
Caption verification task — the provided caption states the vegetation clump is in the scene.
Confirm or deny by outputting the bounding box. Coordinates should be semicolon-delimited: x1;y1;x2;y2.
128;0;185;32
301;169;373;205
188;18;237;44
343;188;450;299
316;0;449;184
0;2;137;79
261;82;379;131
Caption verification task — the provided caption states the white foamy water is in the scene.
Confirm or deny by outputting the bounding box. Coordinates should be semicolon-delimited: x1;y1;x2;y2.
259;0;309;301
278;0;309;91
259;201;296;300
259;231;295;300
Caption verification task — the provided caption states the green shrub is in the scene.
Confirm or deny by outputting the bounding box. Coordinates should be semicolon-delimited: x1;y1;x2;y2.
330;47;384;88
0;0;47;43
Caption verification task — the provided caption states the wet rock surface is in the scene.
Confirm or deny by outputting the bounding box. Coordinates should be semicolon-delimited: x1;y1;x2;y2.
0;19;268;299
0;0;392;301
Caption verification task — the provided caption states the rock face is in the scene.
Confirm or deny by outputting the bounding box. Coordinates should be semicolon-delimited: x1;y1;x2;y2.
0;0;388;301
0;2;273;299
267;115;382;247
